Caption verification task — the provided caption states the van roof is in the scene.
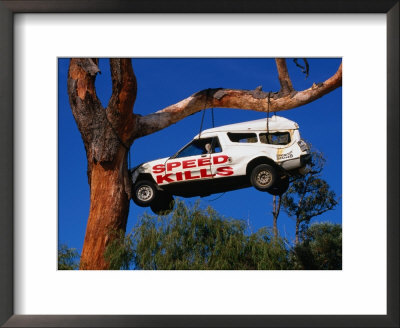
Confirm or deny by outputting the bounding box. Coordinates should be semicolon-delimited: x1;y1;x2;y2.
194;115;299;138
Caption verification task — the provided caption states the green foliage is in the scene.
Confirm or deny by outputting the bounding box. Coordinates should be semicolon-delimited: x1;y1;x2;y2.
292;222;342;270
243;229;291;270
101;200;341;270
104;229;135;270
282;150;338;238
58;244;80;270
109;200;290;270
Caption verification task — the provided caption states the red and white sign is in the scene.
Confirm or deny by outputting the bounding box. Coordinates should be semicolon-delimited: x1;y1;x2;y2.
152;155;233;184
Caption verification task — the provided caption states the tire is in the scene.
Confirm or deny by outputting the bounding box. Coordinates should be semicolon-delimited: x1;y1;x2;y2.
250;164;277;191
132;180;157;207
268;175;289;196
150;193;175;215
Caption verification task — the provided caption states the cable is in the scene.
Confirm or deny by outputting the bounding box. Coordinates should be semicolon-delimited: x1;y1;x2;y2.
198;108;206;138
198;89;209;139
266;91;271;134
207;192;226;202
198;89;216;138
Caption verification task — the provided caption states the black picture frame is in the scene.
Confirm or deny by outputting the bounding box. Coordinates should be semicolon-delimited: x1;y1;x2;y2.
0;1;398;327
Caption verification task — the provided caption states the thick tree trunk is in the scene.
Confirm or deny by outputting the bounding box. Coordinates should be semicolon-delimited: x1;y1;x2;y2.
68;58;137;270
80;147;130;269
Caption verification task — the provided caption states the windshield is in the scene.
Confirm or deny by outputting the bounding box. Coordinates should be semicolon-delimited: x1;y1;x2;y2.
173;137;221;158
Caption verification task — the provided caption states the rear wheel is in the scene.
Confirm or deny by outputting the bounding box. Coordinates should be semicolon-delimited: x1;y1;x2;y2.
132;180;157;207
250;164;277;191
150;193;175;215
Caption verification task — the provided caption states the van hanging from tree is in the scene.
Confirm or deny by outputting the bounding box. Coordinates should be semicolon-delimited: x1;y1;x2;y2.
130;115;311;214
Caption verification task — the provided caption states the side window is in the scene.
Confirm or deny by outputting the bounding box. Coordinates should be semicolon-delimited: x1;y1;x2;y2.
210;137;222;153
227;133;258;143
174;137;221;158
259;132;291;145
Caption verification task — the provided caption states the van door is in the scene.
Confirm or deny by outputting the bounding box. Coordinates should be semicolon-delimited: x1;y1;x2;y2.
164;137;215;184
211;132;259;178
208;136;234;179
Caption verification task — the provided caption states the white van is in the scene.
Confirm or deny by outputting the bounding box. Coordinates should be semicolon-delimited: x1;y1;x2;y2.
130;115;310;214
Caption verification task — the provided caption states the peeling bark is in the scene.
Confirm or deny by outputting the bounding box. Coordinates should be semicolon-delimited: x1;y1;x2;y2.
80;147;130;269
68;58;137;269
275;58;295;95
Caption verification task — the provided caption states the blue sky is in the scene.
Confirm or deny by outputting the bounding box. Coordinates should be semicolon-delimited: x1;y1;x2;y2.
58;58;342;253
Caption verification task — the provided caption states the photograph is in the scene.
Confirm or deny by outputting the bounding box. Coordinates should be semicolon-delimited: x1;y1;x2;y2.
58;58;342;271
2;1;397;325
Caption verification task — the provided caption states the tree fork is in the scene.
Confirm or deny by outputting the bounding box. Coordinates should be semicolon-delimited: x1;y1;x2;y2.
68;58;137;269
275;58;295;96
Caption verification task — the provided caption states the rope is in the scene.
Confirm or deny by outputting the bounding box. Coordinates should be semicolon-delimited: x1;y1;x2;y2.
211;107;215;128
207;192;226;202
198;108;207;138
266;91;271;135
198;89;210;138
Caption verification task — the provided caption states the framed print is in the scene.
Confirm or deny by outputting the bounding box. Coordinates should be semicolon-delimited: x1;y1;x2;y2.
1;1;398;327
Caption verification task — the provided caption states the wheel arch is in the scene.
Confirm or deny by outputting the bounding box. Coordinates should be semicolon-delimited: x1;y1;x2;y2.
246;156;280;176
132;173;164;190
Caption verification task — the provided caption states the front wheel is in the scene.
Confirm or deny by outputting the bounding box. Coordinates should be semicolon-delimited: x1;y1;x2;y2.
132;180;157;207
250;164;277;191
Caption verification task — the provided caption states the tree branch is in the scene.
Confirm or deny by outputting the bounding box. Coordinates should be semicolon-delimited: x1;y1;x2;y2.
275;58;295;95
107;59;138;145
135;62;342;138
68;58;138;173
296;177;310;218
108;58;137;116
310;205;336;219
67;58;103;134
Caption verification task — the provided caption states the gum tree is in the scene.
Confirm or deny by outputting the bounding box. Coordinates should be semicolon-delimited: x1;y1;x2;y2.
281;151;338;244
272;195;282;240
292;222;342;270
67;58;342;269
